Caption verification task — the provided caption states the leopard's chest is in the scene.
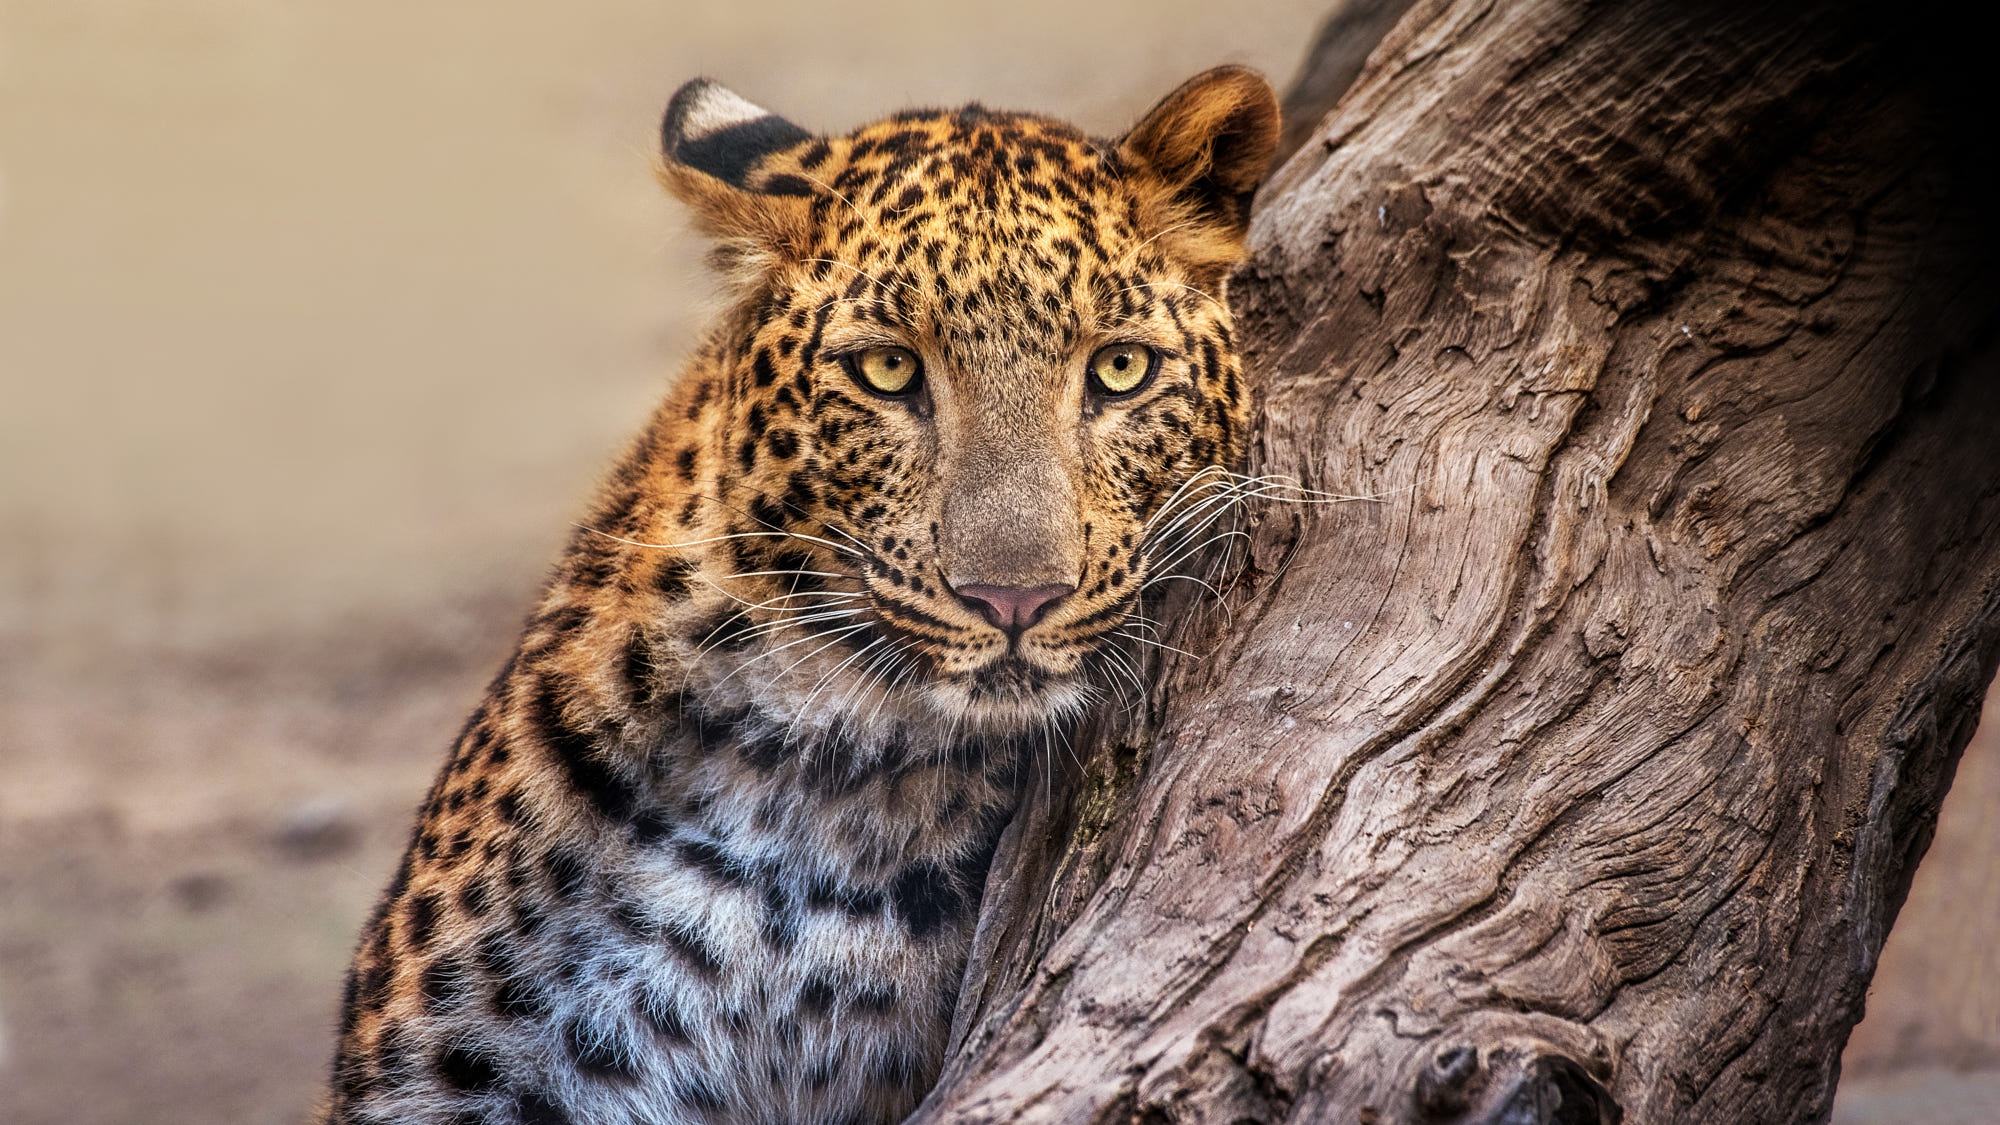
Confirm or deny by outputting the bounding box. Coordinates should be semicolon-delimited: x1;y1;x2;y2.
354;726;1016;1125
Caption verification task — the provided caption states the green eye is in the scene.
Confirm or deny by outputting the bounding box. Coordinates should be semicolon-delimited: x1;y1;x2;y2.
847;345;923;395
1087;343;1156;396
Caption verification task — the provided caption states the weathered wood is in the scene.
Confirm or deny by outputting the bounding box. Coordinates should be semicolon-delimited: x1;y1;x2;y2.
916;2;2000;1122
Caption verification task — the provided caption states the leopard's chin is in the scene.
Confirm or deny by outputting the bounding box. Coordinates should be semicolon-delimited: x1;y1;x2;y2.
923;655;1096;735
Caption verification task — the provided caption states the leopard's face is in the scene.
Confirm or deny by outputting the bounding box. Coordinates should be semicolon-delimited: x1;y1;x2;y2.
656;73;1277;737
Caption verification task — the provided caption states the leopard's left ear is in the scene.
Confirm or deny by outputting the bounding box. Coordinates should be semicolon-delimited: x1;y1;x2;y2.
1118;66;1280;268
658;79;816;252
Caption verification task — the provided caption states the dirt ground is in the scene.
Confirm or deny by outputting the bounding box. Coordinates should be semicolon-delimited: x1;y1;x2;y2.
2;2;1993;1122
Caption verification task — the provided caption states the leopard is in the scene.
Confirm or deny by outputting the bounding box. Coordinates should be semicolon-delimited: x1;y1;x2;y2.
319;65;1280;1125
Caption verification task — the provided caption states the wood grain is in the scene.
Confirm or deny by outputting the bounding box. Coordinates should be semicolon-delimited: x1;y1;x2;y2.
917;2;2000;1122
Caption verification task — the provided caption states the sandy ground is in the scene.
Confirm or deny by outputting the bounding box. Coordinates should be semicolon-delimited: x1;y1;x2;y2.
1;2;1993;1121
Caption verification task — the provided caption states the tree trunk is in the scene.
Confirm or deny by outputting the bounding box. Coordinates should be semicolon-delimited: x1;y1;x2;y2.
916;2;2000;1122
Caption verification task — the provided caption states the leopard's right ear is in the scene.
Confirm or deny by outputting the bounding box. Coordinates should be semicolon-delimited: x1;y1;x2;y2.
658;79;816;249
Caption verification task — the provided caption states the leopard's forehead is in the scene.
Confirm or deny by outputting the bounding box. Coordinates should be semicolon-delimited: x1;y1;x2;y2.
768;109;1174;362
808;107;1120;220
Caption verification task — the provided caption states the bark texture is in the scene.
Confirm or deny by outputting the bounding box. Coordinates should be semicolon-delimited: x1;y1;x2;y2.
917;2;2000;1123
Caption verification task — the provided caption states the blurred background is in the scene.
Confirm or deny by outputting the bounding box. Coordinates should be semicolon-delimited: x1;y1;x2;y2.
0;2;1991;1121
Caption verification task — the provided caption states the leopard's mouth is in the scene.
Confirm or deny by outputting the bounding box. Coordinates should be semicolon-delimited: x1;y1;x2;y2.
820;570;1144;732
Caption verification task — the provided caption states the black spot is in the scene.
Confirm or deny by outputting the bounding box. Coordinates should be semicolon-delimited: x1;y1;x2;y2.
385;851;414;902
480;935;548;1020
657;556;696;596
622;631;658;708
677;837;749;888
804;874;885;918
336;965;363;1035
542;601;591;634
854;982;899;1014
421;956;466;1013
870;1047;926;1087
696;610;756;652
543;846;590;898
492;973;546;1020
458;877;490;919
494;788;529;826
514;1089;574;1125
631;807;674;845
798;974;840;1016
375;1023;414;1083
761;173;814;196
676;1075;726;1112
890;863;967;939
612;899;658;937
513;896;546;937
565;1016;639;1082
781;473;817;514
688;701;749;746
739;734;788;772
530;677;641;822
436;1042;503;1091
765;428;798;460
638;988;691;1042
333;1047;374;1101
663;922;725;976
405;891;443;950
761;879;798;950
355;961;393;1016
749;493;787;530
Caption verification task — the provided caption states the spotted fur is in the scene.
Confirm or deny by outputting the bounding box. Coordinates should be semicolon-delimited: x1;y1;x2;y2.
321;66;1279;1125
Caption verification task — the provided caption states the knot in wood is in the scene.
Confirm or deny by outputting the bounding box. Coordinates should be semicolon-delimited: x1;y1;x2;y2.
1415;1044;1481;1117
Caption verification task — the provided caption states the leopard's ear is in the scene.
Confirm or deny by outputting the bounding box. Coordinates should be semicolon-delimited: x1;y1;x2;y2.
1118;66;1280;270
658;79;816;251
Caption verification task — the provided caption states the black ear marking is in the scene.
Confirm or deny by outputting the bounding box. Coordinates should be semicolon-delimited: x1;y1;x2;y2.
662;79;812;188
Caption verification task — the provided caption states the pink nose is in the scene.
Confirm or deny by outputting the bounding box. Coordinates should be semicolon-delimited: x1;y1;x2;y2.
952;583;1073;637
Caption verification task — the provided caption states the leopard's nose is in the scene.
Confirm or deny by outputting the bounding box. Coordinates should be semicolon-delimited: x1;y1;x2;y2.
951;583;1073;638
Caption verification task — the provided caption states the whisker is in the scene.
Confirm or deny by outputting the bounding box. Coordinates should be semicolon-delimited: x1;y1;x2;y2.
772;623;875;681
693;606;865;663
1148;529;1250;585
579;525;868;562
695;578;863;614
711;568;856;583
1116;630;1198;658
789;636;888;743
691;481;879;558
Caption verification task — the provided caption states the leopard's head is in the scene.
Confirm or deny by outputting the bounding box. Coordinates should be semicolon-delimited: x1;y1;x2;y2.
653;68;1278;738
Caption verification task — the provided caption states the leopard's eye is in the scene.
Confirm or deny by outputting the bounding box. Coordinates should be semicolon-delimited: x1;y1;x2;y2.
845;346;923;396
1087;343;1157;397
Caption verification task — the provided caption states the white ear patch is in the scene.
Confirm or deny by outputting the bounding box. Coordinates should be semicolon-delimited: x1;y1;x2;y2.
661;79;812;187
675;82;773;143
